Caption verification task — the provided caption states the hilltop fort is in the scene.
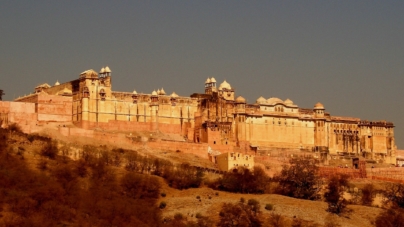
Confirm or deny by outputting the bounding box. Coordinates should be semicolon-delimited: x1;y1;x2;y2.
0;67;397;165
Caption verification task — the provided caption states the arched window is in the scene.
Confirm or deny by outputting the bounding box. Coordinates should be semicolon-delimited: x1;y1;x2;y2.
99;89;106;100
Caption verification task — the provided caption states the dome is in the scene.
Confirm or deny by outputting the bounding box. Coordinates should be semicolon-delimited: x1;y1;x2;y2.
132;90;137;94
62;87;72;95
219;80;231;90
236;96;246;103
210;77;217;83
205;78;211;84
284;98;293;105
157;89;161;95
256;96;266;104
267;97;283;104
104;66;111;73
160;88;166;95
314;102;324;109
100;67;105;73
170;92;179;98
54;80;60;86
151;90;157;96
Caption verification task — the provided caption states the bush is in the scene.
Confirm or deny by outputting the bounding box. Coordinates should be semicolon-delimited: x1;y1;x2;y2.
240;197;245;203
195;212;202;219
218;202;262;227
324;174;349;214
361;184;375;206
265;203;274;211
375;208;404;227
274;158;320;200
213;166;269;194
161;192;166;197
8;123;23;133
41;140;59;159
196;195;201;199
174;213;183;221
382;183;404;208
268;212;285;227
159;201;167;209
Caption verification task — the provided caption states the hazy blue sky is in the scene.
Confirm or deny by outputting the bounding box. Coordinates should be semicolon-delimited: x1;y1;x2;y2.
1;1;403;147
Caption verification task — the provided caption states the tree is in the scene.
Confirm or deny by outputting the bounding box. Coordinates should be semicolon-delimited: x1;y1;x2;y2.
375;207;404;227
274;158;320;200
218;202;262;227
361;183;375;206
324;174;349;214
215;166;269;194
383;183;404;208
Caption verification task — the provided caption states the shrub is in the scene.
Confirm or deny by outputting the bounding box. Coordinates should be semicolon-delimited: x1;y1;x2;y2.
174;213;183;221
274;158;320;200
41;140;58;159
213;166;269;194
265;203;274;211
361;184;375;206
375;208;404;227
268;212;285;227
8;123;23;133
240;197;245;203
161;192;166;197
196;195;201;199
382;183;404;208
159;201;166;209
195;212;202;219
218;202;262;227
324;174;349;214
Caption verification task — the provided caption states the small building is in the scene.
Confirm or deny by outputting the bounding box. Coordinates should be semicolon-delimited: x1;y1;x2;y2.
214;152;254;171
396;150;404;166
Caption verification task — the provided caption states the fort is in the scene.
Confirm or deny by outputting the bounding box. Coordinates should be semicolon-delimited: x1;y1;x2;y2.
0;66;397;166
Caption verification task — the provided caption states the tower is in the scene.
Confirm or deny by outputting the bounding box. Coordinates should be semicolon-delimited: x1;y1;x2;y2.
204;77;217;94
313;102;327;149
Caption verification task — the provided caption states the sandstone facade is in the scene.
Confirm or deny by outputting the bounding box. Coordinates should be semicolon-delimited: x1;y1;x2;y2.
3;67;396;163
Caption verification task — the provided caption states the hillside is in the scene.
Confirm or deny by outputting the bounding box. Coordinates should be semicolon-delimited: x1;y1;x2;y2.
0;127;396;227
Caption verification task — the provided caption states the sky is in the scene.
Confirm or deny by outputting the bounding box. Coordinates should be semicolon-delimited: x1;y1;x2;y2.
1;1;403;148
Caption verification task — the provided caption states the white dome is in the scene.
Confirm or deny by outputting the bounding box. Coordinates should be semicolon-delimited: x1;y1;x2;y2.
132;90;137;94
284;98;293;105
151;90;157;96
100;67;105;73
170;92;179;98
54;80;60;86
267;97;283;104
219;80;231;90
236;96;246;103
210;77;217;83
205;78;211;84
160;88;166;95
104;66;111;73
256;96;266;104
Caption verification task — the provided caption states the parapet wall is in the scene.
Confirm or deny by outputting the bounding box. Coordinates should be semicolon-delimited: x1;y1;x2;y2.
82;120;192;137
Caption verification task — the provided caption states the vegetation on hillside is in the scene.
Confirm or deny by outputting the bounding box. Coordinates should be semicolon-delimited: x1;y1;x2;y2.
0;128;162;226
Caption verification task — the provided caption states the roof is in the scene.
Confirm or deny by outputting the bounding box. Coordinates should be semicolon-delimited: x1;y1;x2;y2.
171;92;179;98
267;97;283;104
314;102;325;109
104;66;111;73
219;80;231;90
256;96;266;104
236;96;246;103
